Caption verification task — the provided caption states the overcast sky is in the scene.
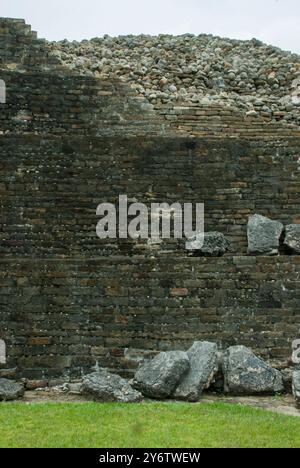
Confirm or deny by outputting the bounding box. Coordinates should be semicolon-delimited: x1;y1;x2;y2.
1;0;300;53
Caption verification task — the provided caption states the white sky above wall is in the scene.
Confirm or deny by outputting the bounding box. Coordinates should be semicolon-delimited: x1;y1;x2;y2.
1;0;300;54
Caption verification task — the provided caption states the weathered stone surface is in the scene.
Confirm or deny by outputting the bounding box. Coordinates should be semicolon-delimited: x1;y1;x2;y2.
48;28;300;125
2;18;300;126
173;341;219;401
292;371;300;407
82;370;142;403
247;214;283;255
1;17;300;384
281;368;293;393
223;346;284;395
0;378;25;401
2;256;300;380
284;224;300;254
133;351;190;399
186;232;230;256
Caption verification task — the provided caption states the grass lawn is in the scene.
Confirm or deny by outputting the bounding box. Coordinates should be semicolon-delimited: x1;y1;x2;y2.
0;401;299;448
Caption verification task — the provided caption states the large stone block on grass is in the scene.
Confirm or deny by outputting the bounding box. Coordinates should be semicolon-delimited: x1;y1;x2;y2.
82;369;142;403
133;351;189;399
247;214;283;255
173;341;219;401
0;378;25;401
223;346;284;395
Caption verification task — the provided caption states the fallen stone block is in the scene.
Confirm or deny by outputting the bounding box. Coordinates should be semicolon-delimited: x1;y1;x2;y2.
173;341;219;401
223;345;284;395
292;371;300;407
247;214;283;255
133;351;189;399
82;369;142;403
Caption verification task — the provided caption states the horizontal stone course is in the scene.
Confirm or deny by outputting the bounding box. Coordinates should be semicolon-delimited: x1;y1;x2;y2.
1;19;300;140
1;133;300;257
0;256;299;379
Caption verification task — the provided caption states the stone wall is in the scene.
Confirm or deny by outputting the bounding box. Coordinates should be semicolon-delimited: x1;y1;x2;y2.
1;134;300;256
0;18;38;67
0;256;299;381
1;19;300;381
1;18;300;141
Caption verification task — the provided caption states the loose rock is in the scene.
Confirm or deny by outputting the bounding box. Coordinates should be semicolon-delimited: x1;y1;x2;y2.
0;378;25;401
133;351;189;399
186;231;230;256
284;224;300;254
223;345;284;395
82;369;142;402
292;371;300;407
173;341;219;401
247;214;283;255
41;34;300;127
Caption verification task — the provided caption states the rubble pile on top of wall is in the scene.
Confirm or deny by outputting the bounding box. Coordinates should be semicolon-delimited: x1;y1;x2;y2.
1;17;300;130
47;34;300;126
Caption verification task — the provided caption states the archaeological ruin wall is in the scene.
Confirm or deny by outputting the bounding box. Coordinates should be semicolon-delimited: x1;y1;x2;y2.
1;19;300;382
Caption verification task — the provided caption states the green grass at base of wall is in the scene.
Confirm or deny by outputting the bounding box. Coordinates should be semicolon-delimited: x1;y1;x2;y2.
0;401;299;448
